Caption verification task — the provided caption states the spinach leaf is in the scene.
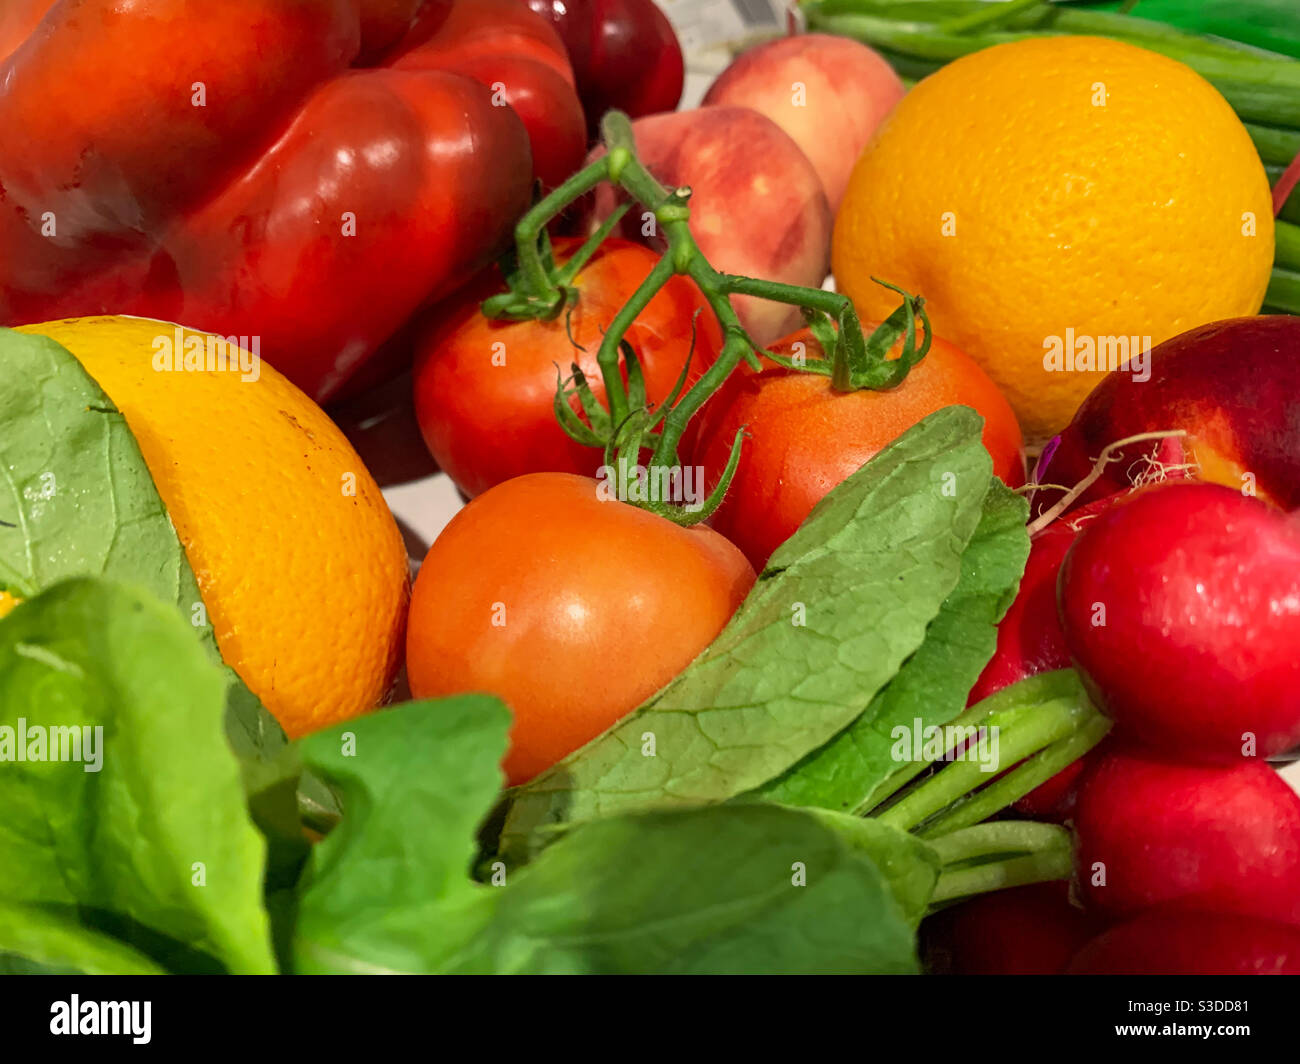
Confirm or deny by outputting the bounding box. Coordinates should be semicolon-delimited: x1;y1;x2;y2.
0;328;286;767
293;699;935;974
0;903;165;975
0;577;277;974
757;479;1030;812
452;804;932;975
500;406;993;856
292;695;512;975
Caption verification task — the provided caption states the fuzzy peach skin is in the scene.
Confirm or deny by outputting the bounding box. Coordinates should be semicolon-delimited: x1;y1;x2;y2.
583;106;832;344
703;33;905;213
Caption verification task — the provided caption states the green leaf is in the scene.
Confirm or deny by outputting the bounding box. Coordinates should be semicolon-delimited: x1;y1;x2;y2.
0;327;286;767
451;804;933;974
0;577;277;974
757;478;1030;812
0;903;165;975
804;811;942;928
292;696;513;975
292;696;935;975
501;406;993;856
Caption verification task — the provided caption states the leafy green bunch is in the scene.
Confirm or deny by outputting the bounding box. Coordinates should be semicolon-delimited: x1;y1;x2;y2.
0;330;1100;974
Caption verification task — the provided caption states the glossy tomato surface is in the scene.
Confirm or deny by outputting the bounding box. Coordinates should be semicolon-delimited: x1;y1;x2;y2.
414;236;722;498
690;326;1024;569
406;473;755;785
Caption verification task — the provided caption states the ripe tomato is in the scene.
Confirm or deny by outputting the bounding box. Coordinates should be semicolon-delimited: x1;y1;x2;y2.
689;326;1025;569
406;473;755;785
413;236;723;498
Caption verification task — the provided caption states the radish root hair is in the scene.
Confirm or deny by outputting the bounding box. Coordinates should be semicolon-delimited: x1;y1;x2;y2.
1025;430;1189;536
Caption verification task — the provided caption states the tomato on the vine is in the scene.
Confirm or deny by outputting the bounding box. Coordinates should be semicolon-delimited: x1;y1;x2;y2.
689;326;1025;569
406;472;755;785
413;236;723;498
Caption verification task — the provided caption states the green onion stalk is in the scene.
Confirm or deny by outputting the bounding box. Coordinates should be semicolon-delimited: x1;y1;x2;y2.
800;0;1300;313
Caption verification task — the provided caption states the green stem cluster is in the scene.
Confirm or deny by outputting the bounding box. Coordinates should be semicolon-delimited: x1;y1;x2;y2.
482;111;931;526
859;671;1111;907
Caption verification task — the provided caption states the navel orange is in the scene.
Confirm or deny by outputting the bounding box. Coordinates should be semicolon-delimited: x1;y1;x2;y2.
833;36;1274;440
17;316;409;738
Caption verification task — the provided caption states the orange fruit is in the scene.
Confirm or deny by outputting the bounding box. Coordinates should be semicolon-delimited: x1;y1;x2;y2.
833;36;1274;441
0;590;19;621
17;317;409;738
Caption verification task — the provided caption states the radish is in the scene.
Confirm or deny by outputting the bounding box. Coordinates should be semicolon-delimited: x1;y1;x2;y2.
923;882;1100;975
1059;482;1300;763
968;494;1121;818
968;520;1076;705
1074;748;1300;927
1069;909;1300;975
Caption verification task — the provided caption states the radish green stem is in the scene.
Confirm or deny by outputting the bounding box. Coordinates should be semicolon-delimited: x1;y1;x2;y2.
918;712;1110;838
928;821;1074;904
874;698;1083;833
931;850;1073;903
929;820;1070;865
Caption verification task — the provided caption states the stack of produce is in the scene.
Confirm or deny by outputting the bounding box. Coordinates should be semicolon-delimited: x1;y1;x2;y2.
0;0;1297;980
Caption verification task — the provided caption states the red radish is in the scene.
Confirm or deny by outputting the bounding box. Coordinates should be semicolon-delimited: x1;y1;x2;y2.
1010;758;1089;821
968;520;1076;705
1059;482;1300;763
968;494;1121;818
923;882;1100;975
1069;909;1300;975
1074;748;1300;927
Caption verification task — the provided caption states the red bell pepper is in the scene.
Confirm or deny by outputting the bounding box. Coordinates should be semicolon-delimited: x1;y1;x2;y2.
0;0;586;403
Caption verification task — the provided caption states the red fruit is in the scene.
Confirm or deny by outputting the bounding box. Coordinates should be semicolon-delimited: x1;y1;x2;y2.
1011;757;1089;822
525;0;684;137
412;236;720;498
1059;482;1300;762
971;494;1122;703
968;495;1121;819
1074;749;1300;927
1038;316;1300;513
923;882;1100;975
690;326;1024;571
1069;909;1300;975
583;107;832;344
969;523;1076;704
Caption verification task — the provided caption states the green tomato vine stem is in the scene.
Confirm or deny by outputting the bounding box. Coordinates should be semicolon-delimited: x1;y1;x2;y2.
480;109;932;526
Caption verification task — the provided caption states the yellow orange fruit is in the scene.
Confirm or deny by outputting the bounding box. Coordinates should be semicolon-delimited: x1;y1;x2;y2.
0;590;19;620
18;317;409;738
833;36;1274;440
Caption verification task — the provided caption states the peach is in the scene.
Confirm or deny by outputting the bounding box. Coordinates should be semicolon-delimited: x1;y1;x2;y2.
703;33;905;213
584;106;832;344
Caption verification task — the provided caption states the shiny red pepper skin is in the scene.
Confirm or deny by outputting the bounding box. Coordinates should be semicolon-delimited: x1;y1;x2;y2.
0;0;583;403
